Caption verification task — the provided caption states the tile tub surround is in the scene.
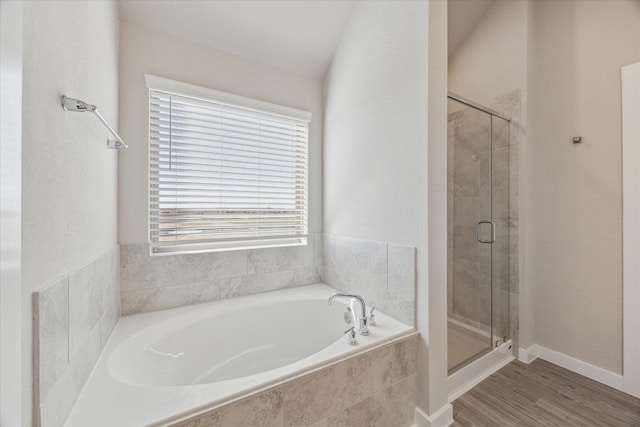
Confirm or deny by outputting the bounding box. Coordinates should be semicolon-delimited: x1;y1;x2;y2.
65;284;413;426
120;233;321;315
121;233;413;324
171;334;418;427
320;234;416;325
33;245;120;427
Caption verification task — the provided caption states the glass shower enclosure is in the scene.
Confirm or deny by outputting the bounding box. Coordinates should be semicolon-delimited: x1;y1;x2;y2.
447;93;510;373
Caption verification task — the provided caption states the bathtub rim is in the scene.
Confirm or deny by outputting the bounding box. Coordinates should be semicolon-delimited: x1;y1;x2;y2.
66;283;416;427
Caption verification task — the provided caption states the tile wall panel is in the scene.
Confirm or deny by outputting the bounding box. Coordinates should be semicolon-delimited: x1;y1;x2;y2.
34;245;120;427
320;234;415;325
121;234;321;315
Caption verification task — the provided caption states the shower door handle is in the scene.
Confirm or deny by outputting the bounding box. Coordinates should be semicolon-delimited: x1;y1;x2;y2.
476;220;495;244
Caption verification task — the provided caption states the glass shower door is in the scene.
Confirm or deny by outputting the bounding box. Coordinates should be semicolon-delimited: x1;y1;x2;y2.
447;98;494;371
447;95;512;373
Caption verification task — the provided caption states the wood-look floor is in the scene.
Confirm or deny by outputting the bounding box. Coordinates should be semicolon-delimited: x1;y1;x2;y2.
452;359;640;427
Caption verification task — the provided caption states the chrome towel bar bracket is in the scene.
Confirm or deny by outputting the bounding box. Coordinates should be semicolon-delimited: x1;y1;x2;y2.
61;95;128;150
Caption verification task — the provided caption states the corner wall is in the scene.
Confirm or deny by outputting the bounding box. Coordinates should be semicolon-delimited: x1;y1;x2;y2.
21;1;120;424
323;0;431;413
528;0;640;375
1;1;24;425
323;1;428;248
448;0;528;109
425;0;450;416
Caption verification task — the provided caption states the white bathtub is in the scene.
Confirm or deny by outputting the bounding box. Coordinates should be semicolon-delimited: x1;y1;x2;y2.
66;284;414;426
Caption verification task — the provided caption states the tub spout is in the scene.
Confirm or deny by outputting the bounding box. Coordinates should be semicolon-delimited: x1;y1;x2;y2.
328;293;369;336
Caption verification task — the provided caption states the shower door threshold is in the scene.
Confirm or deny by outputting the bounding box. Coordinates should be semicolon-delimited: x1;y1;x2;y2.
447;340;514;402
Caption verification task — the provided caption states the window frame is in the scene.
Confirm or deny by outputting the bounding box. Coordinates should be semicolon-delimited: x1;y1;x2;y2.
145;74;311;256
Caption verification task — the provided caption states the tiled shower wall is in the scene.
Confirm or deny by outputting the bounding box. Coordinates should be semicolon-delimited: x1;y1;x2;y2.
33;246;120;426
172;334;418;427
447;90;520;349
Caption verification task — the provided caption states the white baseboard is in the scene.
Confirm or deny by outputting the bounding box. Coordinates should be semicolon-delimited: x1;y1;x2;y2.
415;404;453;427
518;344;624;391
518;344;539;364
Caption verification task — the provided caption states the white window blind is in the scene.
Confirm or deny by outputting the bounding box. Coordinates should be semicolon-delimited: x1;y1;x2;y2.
146;75;310;255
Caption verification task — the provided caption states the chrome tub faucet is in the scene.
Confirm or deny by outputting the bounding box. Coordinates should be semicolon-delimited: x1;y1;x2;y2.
328;293;370;336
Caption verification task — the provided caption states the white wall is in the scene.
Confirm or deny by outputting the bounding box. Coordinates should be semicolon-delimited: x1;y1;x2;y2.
21;1;119;423
622;62;640;397
521;0;537;356
426;0;450;416
118;23;323;244
323;0;431;411
448;0;528;108
528;0;640;374
323;1;428;247
1;1;23;425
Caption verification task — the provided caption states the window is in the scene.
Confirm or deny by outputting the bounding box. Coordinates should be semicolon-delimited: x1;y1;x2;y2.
146;75;310;255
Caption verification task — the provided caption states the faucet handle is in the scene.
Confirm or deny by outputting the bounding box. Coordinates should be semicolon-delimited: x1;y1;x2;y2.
369;306;376;327
344;327;358;345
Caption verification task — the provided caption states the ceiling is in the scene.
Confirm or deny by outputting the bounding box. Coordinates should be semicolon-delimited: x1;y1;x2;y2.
448;0;494;56
118;0;356;80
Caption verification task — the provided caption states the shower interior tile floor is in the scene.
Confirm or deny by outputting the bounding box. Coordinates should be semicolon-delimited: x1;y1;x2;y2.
448;320;491;370
452;359;640;427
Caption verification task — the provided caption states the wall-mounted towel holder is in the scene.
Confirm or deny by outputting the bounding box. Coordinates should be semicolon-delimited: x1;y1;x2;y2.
61;95;128;149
